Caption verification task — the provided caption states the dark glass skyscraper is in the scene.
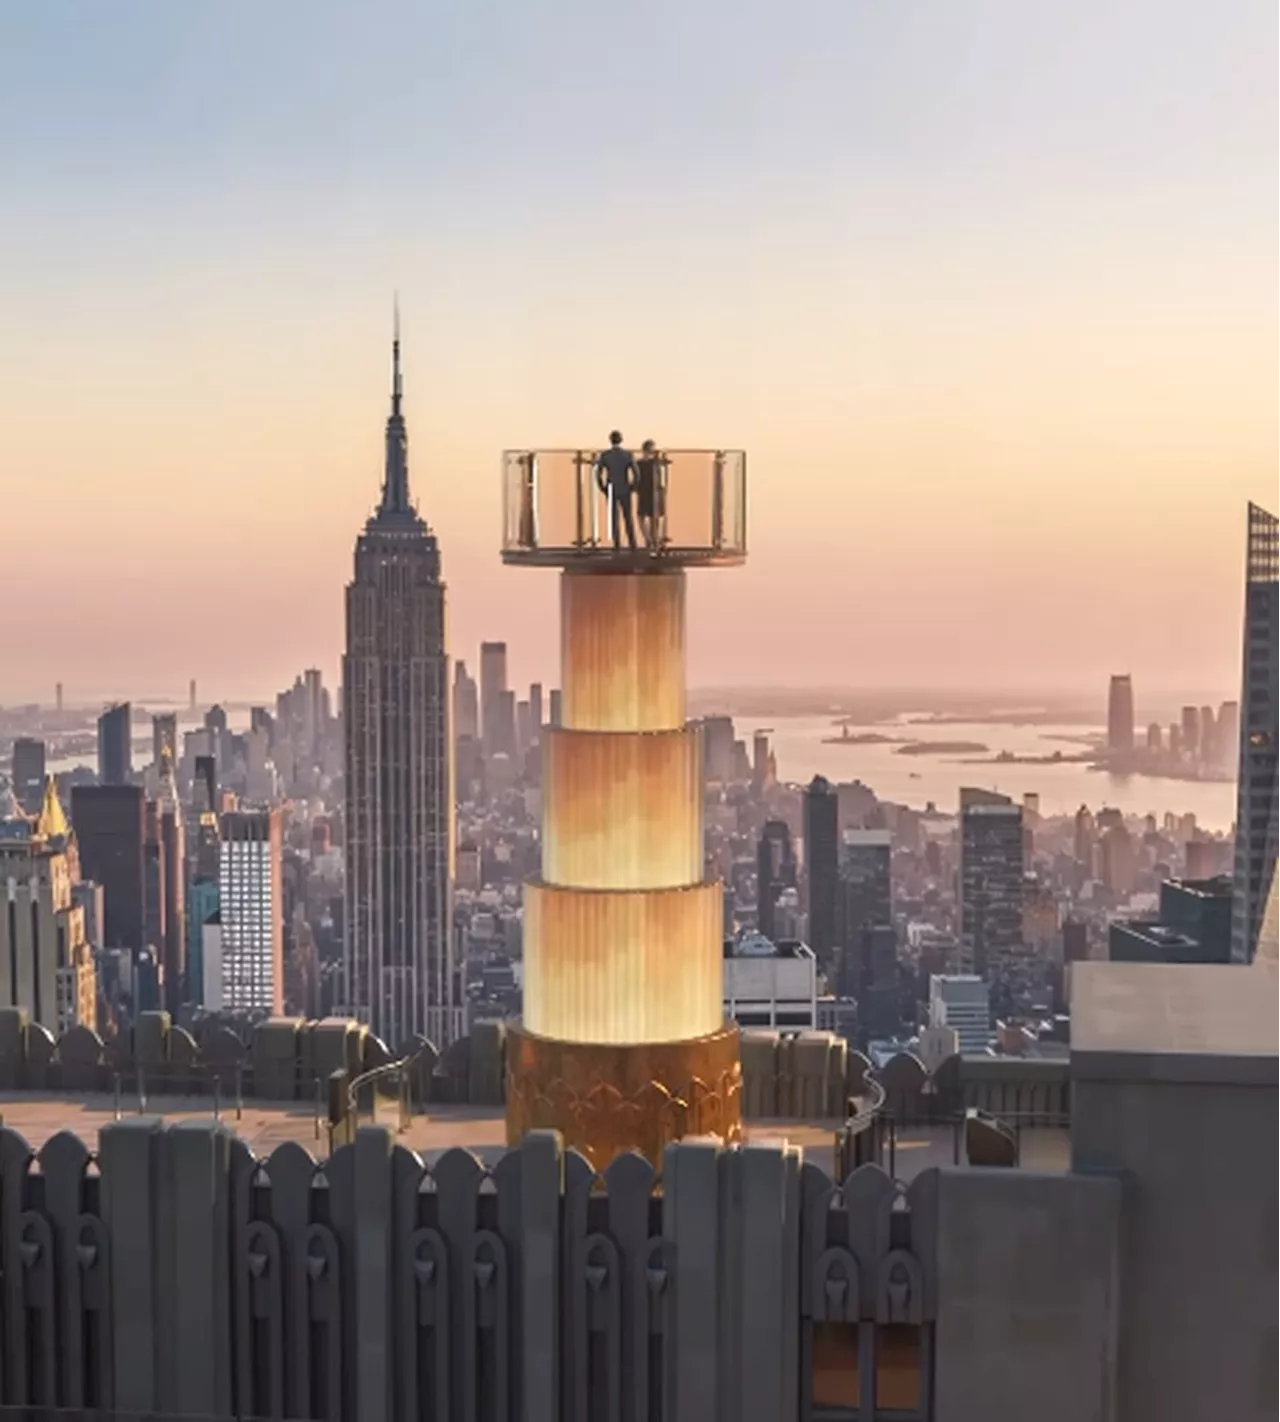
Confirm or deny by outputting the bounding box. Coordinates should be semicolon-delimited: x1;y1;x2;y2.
70;784;146;951
10;737;46;815
755;819;796;941
836;828;892;996
97;702;132;785
959;788;1024;978
1230;502;1278;962
803;775;839;964
342;320;459;1047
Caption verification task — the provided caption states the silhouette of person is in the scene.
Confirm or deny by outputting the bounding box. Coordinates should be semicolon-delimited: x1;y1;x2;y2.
636;439;663;549
594;430;638;550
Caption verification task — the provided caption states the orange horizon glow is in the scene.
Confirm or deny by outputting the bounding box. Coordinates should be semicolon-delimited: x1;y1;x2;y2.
1;4;1274;702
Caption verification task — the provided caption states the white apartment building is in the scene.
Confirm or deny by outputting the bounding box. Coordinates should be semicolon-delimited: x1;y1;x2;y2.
217;809;283;1013
723;933;817;1031
928;973;991;1055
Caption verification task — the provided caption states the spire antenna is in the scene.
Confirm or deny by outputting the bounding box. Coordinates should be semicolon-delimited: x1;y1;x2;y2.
377;297;413;518
391;292;403;417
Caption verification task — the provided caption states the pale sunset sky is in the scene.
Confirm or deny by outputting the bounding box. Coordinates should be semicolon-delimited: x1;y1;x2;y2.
1;2;1275;703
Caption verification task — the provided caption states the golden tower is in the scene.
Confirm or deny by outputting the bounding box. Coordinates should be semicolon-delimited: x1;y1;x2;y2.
501;446;747;1168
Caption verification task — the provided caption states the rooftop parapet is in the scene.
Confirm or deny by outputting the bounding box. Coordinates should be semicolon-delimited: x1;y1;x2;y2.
501;446;746;568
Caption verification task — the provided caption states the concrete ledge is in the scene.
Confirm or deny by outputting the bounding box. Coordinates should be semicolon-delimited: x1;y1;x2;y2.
1072;1048;1278;1087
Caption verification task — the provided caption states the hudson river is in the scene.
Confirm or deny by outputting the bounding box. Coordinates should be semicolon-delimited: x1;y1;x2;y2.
747;715;1236;831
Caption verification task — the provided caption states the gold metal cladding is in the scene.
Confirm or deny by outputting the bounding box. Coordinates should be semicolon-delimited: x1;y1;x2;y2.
541;725;703;890
522;880;724;1045
561;570;685;731
504;1020;743;1171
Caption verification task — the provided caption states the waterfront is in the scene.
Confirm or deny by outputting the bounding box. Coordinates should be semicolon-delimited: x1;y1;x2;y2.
750;715;1237;830
41;706;1237;831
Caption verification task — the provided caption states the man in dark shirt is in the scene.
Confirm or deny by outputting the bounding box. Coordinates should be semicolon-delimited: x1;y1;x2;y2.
594;430;638;550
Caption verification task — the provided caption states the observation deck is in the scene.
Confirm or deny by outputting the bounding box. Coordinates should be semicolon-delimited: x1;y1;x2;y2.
501;447;746;569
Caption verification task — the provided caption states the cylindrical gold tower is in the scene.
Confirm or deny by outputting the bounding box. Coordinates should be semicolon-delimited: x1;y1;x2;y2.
501;448;748;1168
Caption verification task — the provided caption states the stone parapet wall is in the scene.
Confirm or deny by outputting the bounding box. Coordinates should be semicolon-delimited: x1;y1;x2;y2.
0;1115;1121;1422
0;1008;1069;1126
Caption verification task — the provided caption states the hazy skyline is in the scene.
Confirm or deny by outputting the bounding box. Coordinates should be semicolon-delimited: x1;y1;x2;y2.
1;1;1275;701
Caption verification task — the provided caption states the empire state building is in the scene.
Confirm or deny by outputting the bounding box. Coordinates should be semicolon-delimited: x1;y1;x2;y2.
341;322;460;1047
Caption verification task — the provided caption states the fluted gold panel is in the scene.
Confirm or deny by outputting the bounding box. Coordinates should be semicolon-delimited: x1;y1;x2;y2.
522;880;723;1044
561;570;685;730
542;726;703;890
505;1022;743;1170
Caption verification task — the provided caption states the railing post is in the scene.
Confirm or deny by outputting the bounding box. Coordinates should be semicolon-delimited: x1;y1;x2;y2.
137;1066;147;1115
574;450;586;547
213;1074;221;1123
520;452;537;548
235;1063;243;1122
113;1071;122;1120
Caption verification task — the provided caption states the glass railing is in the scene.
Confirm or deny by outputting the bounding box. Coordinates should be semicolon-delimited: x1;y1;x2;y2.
502;448;747;565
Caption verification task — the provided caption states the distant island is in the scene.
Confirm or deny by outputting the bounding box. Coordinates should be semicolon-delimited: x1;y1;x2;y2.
958;750;1092;765
820;729;902;745
894;740;989;756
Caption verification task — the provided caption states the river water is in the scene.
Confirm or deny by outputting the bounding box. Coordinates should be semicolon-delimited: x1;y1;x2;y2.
747;715;1237;830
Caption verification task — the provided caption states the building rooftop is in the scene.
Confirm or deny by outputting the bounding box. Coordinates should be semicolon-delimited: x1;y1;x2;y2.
1071;960;1279;1085
724;933;813;959
0;1093;1070;1182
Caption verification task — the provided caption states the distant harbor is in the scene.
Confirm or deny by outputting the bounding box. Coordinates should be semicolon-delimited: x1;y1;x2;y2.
743;714;1237;829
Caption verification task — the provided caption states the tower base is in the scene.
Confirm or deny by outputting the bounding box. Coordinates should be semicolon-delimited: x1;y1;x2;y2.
505;1021;742;1170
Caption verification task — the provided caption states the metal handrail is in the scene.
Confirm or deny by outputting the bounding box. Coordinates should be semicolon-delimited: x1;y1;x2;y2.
343;1039;435;1134
846;1074;886;1129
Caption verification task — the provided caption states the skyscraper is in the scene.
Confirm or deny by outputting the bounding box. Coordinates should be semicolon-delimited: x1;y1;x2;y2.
70;784;146;950
156;771;185;1013
452;660;479;741
1180;705;1201;762
528;682;544;740
342;318;458;1046
836;827;893;995
803;775;839;964
756;819;796;941
1216;700;1240;773
11;737;46;815
204;704;228;772
151;713;178;771
958;788;1024;977
187;760;221;1006
1230;502;1278;962
701;715;735;784
97;702;132;785
0;782;96;1032
1107;675;1134;755
480;641;511;757
143;798;166;970
214;808;283;1013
